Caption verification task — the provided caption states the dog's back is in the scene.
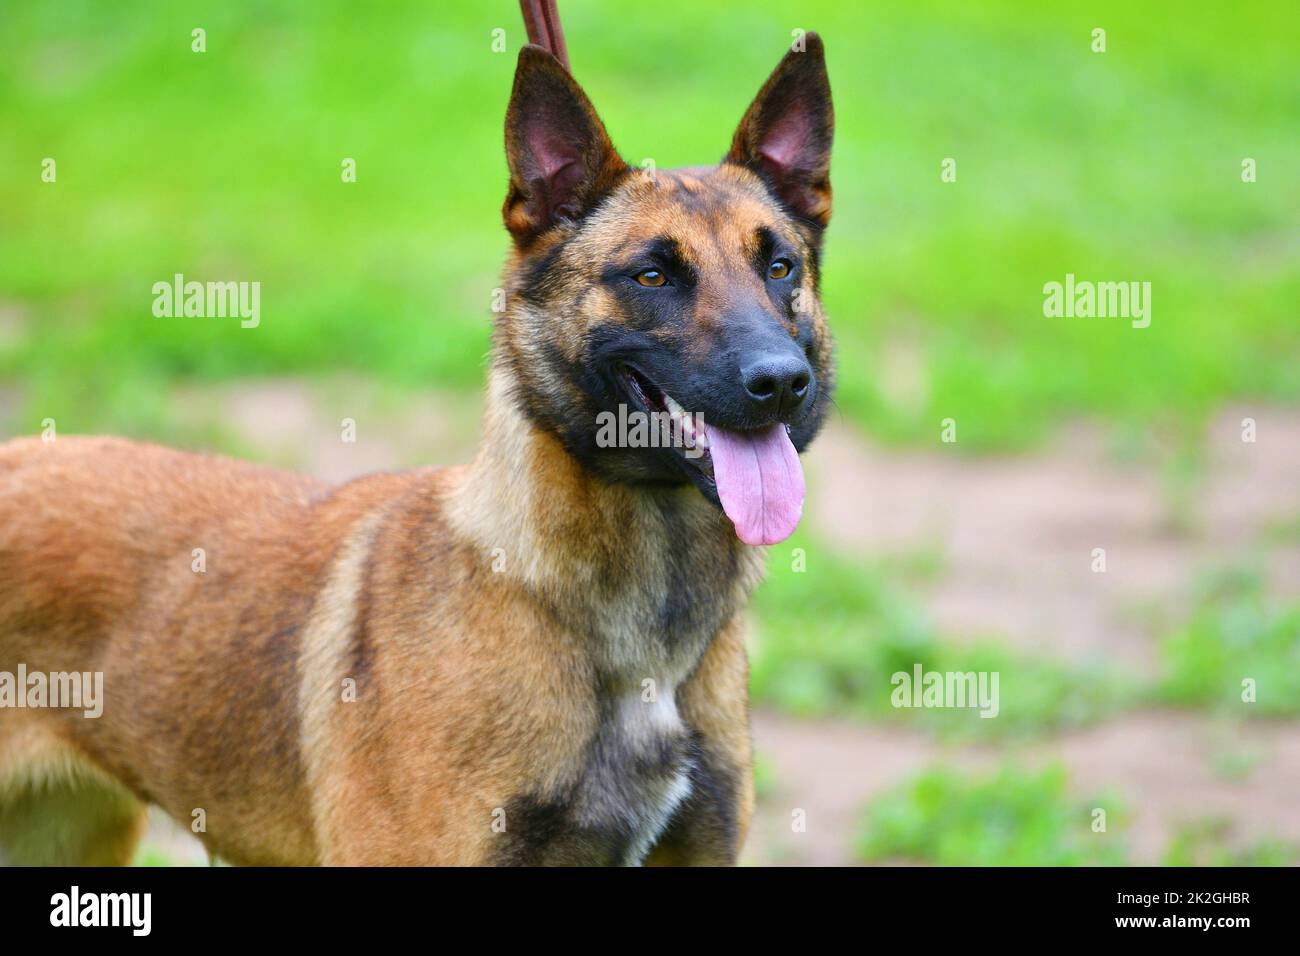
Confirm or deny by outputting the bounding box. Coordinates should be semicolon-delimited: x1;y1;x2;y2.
0;437;421;864
0;435;675;866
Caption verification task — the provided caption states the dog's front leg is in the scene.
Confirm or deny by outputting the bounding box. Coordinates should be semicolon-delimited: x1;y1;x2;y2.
644;618;755;866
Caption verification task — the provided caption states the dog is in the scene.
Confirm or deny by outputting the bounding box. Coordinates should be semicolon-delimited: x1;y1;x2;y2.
0;34;834;866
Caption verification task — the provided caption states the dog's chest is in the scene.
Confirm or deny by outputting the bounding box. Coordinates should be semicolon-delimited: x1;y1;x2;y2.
576;690;694;865
496;689;693;866
490;517;757;865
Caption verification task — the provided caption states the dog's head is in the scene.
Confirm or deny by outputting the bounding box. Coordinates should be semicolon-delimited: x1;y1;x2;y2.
498;36;834;545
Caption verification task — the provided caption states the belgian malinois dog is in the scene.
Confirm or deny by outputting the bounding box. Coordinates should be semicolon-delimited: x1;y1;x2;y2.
0;34;834;866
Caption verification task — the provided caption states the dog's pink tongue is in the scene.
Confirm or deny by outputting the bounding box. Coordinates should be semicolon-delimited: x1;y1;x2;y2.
708;423;805;546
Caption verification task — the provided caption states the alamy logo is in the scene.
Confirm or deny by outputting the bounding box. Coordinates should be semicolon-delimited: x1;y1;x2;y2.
595;403;706;459
152;273;261;328
50;886;151;936
890;664;999;718
1042;273;1151;328
0;664;103;718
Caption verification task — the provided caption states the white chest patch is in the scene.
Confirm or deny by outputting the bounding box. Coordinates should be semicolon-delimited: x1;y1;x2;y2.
623;767;693;866
577;689;694;866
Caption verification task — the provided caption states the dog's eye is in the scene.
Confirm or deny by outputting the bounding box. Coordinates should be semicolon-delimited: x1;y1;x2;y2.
768;259;792;280
635;269;667;287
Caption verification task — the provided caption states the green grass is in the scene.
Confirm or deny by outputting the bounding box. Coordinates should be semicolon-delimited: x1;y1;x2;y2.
752;752;778;803
1158;566;1300;716
1162;820;1298;867
2;0;1297;446
750;533;1139;737
132;846;178;867
856;765;1298;866
753;534;1300;731
856;765;1129;866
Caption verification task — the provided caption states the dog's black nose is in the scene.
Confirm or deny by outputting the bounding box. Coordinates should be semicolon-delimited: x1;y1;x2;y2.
741;353;812;418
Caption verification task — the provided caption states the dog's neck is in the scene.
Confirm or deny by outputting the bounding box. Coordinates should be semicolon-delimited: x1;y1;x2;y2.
448;362;763;685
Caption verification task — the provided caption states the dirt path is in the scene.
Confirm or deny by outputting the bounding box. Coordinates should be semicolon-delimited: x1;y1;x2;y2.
806;410;1300;674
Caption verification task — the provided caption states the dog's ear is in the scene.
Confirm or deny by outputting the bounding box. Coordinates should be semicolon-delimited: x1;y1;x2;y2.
725;32;834;228
503;45;627;245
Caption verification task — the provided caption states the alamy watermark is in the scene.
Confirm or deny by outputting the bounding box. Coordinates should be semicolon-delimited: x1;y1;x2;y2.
152;273;260;328
50;886;150;936
1043;273;1150;329
891;664;999;718
596;403;706;458
0;664;103;718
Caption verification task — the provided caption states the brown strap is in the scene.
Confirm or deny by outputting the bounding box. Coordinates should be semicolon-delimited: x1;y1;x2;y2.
519;0;571;72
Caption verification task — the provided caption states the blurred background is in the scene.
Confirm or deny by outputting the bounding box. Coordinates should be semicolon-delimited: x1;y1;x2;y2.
2;0;1297;865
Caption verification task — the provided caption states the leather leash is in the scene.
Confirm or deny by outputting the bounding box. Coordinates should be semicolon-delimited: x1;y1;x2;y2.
518;0;571;72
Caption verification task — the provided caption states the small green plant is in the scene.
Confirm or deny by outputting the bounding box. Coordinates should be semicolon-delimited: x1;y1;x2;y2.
856;765;1129;866
1159;568;1300;715
1162;819;1297;866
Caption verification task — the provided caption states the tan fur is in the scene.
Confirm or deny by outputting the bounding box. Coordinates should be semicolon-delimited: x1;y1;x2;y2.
0;37;833;866
0;371;760;864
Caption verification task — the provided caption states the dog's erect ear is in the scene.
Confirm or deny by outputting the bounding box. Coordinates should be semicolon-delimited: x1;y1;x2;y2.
725;33;834;228
503;45;627;245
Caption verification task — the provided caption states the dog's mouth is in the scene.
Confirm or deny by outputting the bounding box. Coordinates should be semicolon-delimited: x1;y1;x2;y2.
615;364;805;546
619;364;714;476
